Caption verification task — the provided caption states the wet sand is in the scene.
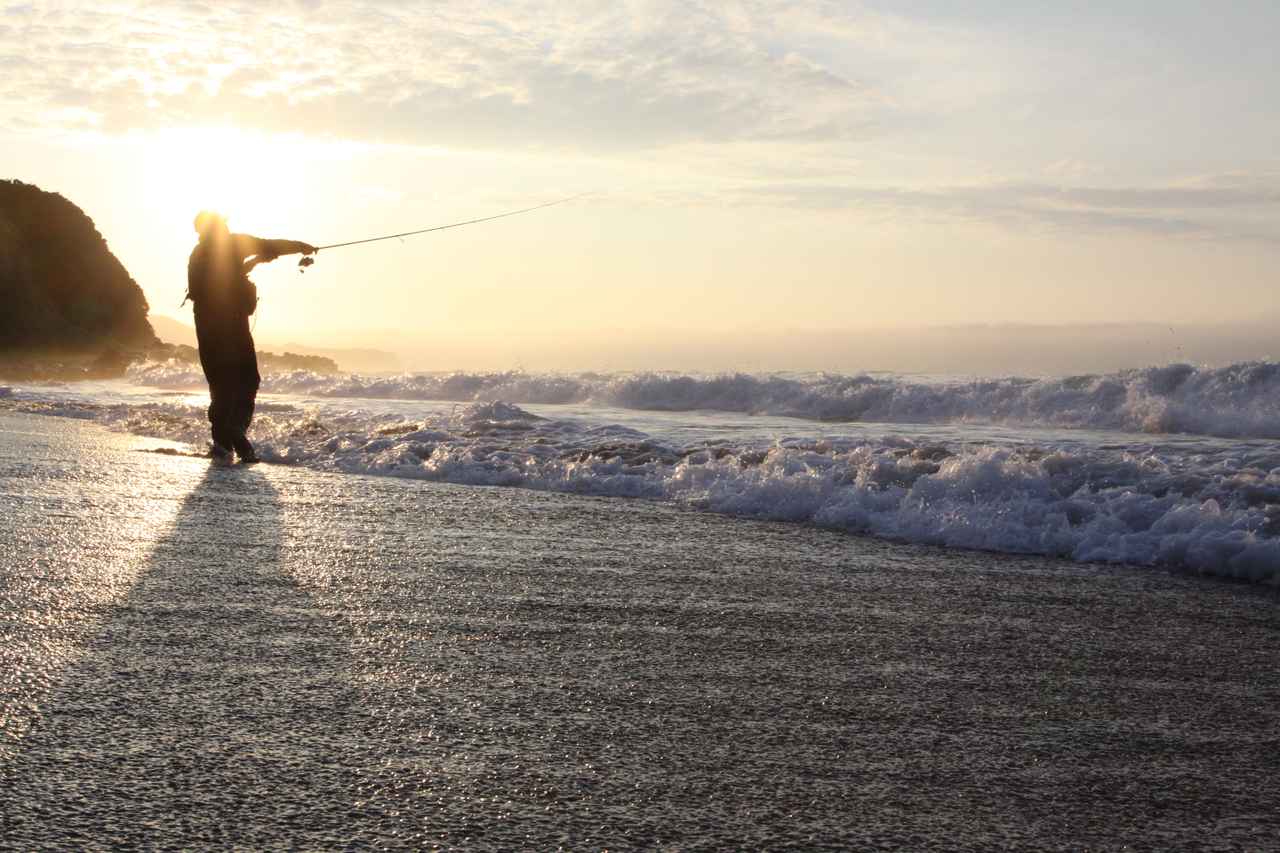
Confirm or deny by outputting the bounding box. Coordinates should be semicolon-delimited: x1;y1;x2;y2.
1;410;1278;850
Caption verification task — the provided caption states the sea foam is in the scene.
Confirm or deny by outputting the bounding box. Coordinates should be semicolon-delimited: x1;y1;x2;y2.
126;360;1280;440
17;396;1277;583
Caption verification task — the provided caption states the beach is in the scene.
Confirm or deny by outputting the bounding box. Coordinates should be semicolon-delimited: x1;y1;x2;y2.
2;409;1278;849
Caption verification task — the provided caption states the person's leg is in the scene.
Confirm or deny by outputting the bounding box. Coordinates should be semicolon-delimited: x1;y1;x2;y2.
207;383;236;457
200;340;236;458
230;409;256;461
229;363;261;462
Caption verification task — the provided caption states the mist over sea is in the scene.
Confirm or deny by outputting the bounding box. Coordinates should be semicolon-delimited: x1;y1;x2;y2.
5;357;1279;583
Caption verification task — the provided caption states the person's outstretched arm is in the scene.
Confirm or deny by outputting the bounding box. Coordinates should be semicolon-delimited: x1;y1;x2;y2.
234;234;317;272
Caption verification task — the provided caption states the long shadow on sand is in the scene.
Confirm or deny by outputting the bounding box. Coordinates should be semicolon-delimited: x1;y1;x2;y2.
0;463;379;849
5;450;1280;849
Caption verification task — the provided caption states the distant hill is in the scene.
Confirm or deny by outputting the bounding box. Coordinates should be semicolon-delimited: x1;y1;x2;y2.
0;179;157;353
273;342;402;374
151;314;402;374
149;314;198;347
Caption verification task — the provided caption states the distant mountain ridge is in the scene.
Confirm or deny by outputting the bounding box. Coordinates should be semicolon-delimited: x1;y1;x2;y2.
146;314;197;347
151;314;402;374
0;179;157;352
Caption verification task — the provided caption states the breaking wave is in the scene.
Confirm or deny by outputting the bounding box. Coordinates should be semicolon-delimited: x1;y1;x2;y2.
13;396;1279;583
127;360;1280;440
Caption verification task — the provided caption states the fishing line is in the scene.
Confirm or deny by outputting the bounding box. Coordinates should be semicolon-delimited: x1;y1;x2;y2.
312;192;592;253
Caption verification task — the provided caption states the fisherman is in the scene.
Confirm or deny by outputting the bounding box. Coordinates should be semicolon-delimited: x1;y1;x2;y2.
186;211;316;462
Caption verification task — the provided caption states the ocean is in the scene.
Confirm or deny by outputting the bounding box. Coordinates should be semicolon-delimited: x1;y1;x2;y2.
4;359;1279;582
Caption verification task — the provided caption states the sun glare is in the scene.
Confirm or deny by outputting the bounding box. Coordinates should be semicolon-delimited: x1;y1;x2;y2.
140;127;314;247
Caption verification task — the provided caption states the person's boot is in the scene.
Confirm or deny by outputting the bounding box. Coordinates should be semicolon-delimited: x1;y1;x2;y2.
210;442;234;462
233;435;259;464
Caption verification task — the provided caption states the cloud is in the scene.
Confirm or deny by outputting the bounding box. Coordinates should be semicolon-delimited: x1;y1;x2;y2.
5;0;1278;246
728;179;1280;242
0;1;895;149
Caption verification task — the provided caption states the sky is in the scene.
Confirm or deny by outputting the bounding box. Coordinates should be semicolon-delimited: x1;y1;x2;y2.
3;1;1279;372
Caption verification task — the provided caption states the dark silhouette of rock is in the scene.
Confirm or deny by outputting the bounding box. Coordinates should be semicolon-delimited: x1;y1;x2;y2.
0;179;158;354
142;342;338;374
88;345;132;379
257;351;340;374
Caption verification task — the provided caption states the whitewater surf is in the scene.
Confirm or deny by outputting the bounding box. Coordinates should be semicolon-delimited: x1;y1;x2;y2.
5;359;1278;583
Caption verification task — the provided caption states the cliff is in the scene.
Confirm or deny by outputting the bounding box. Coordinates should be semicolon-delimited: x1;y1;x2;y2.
0;179;157;354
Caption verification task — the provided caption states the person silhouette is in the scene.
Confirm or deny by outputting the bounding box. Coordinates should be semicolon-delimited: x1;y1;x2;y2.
186;211;315;462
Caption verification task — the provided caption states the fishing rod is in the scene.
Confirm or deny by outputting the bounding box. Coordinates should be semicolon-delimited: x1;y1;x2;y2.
308;192;592;255
186;193;590;303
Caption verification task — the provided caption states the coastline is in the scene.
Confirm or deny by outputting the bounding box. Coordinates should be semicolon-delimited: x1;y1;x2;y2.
5;379;1278;584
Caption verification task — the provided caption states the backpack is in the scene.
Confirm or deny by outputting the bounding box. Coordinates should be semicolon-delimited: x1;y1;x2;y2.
186;243;258;316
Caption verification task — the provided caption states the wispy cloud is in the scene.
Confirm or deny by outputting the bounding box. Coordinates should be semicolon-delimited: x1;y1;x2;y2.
0;1;896;148
730;179;1280;242
4;1;1279;245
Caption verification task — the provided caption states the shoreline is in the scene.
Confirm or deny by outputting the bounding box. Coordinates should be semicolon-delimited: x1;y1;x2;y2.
5;391;1280;586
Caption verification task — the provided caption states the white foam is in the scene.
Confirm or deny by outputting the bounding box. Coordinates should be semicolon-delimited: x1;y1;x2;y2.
127;360;1280;440
31;396;1279;584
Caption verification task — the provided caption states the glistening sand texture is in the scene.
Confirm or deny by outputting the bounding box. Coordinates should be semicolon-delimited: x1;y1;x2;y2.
1;412;1278;850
